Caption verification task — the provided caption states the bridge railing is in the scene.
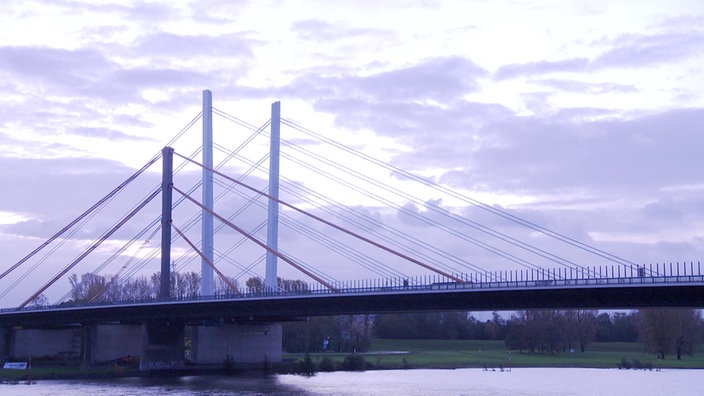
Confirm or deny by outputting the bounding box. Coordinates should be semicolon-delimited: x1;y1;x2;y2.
3;261;702;313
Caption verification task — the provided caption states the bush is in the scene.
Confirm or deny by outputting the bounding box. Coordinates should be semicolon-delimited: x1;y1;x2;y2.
299;354;317;376
223;354;235;373
318;357;335;372
619;357;631;369
341;354;370;371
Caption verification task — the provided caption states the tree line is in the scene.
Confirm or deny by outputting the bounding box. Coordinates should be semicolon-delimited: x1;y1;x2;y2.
60;271;309;305
287;309;703;360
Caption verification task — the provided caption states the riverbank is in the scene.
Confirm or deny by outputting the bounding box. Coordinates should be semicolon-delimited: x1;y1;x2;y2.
3;339;703;381
286;339;704;371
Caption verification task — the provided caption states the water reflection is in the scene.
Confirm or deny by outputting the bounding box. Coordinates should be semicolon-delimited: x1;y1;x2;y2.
1;368;703;396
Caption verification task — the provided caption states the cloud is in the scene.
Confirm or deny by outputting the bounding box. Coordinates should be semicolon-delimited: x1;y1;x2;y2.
291;56;487;104
449;108;704;197
132;32;256;59
593;30;704;69
0;155;165;270
282;56;497;154
187;0;249;24
291;19;396;42
642;195;704;224
110;68;210;88
70;126;154;141
494;30;704;80
0;46;116;89
535;79;637;95
495;58;589;80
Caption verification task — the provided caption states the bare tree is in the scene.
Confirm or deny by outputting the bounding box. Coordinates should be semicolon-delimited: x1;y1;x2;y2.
69;273;108;303
214;275;239;297
172;271;201;299
115;275;155;301
29;293;50;308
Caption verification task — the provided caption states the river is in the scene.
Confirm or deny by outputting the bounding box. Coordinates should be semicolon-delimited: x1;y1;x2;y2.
1;368;702;395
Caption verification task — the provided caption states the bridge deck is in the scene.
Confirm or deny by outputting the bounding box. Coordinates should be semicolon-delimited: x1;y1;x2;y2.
2;274;703;327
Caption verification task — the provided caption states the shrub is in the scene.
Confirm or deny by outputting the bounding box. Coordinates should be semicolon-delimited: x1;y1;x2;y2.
341;354;370;371
318;357;335;372
299;354;317;376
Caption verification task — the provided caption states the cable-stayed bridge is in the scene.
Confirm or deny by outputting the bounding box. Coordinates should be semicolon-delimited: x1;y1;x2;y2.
0;91;701;370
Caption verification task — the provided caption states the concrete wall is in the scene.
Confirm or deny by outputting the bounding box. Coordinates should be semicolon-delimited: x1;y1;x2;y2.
89;324;142;363
192;323;282;366
10;328;80;359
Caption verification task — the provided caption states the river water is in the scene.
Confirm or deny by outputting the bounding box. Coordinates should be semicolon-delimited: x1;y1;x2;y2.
1;368;702;395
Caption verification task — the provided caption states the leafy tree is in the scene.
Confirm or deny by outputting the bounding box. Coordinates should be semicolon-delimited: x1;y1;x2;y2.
562;310;597;352
513;310;561;354
638;309;702;360
482;312;508;340
595;312;615;341
244;276;310;294
246;277;265;293
612;312;639;342
505;310;597;354
278;277;309;293
504;314;527;352
282;315;371;353
374;313;418;339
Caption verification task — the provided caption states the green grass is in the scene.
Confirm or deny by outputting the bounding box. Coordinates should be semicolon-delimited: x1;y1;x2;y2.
7;340;704;380
284;339;704;370
0;361;140;381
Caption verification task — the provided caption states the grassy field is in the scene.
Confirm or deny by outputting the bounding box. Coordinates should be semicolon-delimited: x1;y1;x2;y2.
0;363;138;382
5;339;704;380
286;339;704;370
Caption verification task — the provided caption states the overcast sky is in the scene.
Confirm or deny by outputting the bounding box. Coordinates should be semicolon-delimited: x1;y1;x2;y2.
1;0;703;305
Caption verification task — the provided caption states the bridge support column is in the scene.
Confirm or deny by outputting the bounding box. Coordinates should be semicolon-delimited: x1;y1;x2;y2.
0;327;9;360
81;325;92;367
139;320;185;371
191;323;282;368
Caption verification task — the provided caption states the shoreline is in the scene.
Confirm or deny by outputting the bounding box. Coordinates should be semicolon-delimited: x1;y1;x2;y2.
2;359;700;382
4;339;704;381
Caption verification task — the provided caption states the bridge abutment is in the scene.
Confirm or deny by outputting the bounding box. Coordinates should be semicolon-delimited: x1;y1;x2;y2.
9;328;81;360
6;325;143;364
191;323;282;367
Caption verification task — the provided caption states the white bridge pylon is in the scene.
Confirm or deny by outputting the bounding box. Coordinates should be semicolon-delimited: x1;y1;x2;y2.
199;90;281;296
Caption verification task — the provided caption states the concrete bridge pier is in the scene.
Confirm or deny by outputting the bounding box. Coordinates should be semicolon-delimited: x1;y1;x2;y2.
81;325;92;367
139;320;185;371
87;324;142;364
191;322;282;368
